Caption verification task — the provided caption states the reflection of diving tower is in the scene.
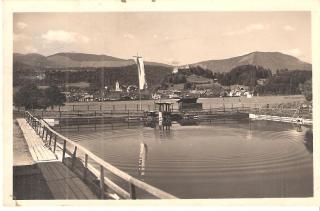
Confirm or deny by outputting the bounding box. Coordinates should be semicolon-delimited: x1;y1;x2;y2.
115;81;122;92
138;142;148;176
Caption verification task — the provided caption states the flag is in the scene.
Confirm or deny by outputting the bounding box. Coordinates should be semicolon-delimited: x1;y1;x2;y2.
135;57;147;90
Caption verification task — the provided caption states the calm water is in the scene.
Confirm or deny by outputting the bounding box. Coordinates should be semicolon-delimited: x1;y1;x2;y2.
61;120;313;198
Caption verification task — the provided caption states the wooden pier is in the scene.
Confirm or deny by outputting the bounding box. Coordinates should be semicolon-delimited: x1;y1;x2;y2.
21;111;178;200
16;118;97;199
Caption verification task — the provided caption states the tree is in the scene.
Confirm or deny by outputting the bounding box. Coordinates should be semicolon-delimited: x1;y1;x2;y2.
43;86;67;109
302;79;312;101
13;84;46;109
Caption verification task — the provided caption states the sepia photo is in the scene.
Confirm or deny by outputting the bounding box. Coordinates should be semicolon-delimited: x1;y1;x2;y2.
3;0;320;206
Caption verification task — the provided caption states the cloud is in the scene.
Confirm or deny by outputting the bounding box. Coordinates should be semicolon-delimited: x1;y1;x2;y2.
223;23;268;36
284;25;295;31
13;33;29;42
24;45;38;53
17;22;27;29
41;30;89;43
282;48;302;57
123;33;135;39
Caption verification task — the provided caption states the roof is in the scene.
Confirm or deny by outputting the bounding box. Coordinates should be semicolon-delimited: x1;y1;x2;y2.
155;102;173;105
177;97;198;103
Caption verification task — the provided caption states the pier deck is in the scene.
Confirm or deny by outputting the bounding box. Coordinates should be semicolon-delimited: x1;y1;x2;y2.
14;119;97;200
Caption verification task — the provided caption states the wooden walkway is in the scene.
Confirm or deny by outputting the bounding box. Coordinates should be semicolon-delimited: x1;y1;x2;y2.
17;119;57;162
16;119;97;199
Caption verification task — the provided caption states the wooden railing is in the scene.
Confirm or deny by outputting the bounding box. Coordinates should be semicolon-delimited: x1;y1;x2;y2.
25;111;177;200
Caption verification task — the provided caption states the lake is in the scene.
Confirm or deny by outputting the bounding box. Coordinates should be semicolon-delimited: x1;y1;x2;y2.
60;120;313;199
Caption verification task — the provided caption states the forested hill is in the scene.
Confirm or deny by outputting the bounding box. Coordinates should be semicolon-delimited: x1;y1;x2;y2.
191;51;311;74
13;52;171;69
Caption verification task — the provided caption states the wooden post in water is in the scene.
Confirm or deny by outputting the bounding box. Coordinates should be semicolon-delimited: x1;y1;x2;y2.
73;105;75;111
100;166;105;199
129;183;136;199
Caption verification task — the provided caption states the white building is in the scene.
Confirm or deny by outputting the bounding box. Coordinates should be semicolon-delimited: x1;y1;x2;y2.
115;81;122;92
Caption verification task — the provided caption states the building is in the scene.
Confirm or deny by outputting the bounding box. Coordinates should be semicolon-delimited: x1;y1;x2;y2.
115;81;122;92
177;97;202;111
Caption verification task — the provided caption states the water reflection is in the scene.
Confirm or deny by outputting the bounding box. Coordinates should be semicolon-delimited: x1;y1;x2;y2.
304;129;313;154
138;142;148;176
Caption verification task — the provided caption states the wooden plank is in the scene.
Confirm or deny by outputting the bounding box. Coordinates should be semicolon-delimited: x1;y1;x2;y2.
72;177;97;199
53;180;78;199
46;180;66;199
54;162;78;178
46;163;65;181
64;178;88;199
38;163;54;181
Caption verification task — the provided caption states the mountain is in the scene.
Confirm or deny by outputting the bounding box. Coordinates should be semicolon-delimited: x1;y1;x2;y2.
13;52;171;69
191;51;311;74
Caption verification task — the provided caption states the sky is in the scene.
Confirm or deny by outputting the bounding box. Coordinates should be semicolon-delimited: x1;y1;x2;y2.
13;12;311;64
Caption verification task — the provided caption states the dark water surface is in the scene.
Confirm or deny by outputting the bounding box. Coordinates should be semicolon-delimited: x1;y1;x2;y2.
61;120;313;198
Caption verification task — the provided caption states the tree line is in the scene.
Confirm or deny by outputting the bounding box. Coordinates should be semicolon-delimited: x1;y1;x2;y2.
13;84;66;110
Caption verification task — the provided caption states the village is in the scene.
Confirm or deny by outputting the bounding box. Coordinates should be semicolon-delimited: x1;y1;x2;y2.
61;67;254;102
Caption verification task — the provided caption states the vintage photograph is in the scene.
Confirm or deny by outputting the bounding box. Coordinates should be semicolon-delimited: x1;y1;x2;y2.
11;11;313;200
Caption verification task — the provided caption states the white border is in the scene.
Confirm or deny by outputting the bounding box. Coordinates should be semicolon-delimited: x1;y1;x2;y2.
2;0;320;206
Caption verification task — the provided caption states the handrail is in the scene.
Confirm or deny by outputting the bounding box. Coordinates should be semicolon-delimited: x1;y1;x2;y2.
25;111;177;199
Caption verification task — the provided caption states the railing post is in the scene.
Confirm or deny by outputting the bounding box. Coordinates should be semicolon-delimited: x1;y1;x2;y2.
53;135;57;153
48;132;52;148
45;128;49;143
100;165;105;199
71;146;77;170
62;139;67;163
83;154;88;181
41;126;45;138
129;183;136;199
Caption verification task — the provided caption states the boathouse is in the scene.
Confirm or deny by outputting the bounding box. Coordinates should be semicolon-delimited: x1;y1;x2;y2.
177;97;202;111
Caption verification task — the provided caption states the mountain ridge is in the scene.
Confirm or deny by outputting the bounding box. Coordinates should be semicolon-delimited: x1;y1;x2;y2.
13;51;311;73
191;51;311;74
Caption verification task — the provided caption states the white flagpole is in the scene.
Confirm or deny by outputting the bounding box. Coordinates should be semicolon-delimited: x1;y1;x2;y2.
134;53;142;111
